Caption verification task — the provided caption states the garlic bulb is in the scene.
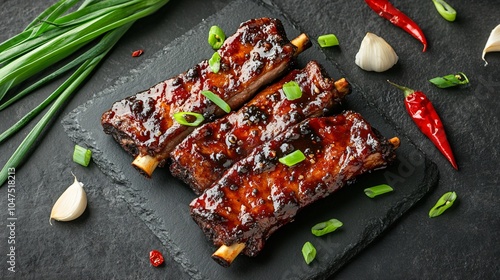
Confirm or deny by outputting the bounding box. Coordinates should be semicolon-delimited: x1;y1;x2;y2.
355;32;398;72
50;173;87;224
482;24;500;66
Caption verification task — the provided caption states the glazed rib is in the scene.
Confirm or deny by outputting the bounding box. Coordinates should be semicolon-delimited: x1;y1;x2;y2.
170;60;351;194
190;111;398;264
101;18;310;176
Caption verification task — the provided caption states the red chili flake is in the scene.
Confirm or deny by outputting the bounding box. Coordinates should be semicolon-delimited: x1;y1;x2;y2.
132;49;144;57
149;250;164;267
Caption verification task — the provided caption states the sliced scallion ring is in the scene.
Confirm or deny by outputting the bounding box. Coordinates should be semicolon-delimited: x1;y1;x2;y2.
173;112;205;127
201;90;231;113
432;0;457;22
311;219;343;236
429;191;457;218
282;81;302;100
301;241;316;265
429;72;469;88
73;145;92;167
209;52;221;73
208;25;226;50
364;184;394;198
279;150;306;167
318;34;339;47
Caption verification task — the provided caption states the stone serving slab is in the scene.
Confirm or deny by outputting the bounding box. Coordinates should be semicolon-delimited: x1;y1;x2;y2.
62;0;438;279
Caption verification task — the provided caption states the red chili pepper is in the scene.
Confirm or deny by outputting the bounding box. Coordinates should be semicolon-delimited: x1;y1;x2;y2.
149;250;164;267
132;49;144;57
365;0;428;52
388;81;457;170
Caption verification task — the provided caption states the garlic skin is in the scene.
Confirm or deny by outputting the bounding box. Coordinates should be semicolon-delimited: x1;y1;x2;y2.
50;174;87;224
355;32;398;72
482;24;500;66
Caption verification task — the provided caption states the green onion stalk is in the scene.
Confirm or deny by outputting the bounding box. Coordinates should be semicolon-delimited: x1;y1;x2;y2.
0;0;170;186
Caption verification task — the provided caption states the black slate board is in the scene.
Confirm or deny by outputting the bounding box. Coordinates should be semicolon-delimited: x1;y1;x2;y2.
62;0;438;279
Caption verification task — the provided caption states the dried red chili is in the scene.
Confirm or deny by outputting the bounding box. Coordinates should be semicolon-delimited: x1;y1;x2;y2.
388;81;457;170
149;250;164;267
364;0;428;52
132;49;144;57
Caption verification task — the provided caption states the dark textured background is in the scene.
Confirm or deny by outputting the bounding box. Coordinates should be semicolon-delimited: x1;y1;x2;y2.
0;0;499;279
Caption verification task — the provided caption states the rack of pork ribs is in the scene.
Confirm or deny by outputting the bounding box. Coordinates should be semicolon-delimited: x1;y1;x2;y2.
101;18;400;267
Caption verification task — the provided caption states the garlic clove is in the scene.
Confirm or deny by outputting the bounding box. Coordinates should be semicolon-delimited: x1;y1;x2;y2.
482;24;500;66
355;32;399;72
50;173;87;224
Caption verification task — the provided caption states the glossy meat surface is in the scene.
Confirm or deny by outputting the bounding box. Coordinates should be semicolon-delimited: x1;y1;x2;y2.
170;61;351;194
190;111;396;256
101;18;297;168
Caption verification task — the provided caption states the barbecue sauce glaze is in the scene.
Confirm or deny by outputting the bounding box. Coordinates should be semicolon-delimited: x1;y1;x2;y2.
101;18;296;167
190;111;396;256
170;61;350;194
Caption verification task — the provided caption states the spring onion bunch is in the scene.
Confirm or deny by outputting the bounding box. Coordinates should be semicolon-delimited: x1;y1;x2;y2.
0;0;170;186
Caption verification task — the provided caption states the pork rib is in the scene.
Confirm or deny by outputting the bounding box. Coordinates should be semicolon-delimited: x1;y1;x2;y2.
189;111;398;266
101;18;310;176
170;60;351;194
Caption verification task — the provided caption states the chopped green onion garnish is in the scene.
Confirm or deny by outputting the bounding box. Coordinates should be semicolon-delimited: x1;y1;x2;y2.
282;81;303;100
429;191;457;218
431;0;457;22
317;34;339;47
208;25;226;50
429;72;469;88
173;112;205;127
201;90;231;113
301;242;316;265
73;145;92;167
364;184;394;198
279;150;306;167
311;219;343;237
208;52;221;73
